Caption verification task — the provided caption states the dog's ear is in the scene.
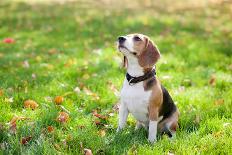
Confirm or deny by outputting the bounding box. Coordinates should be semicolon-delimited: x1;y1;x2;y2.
122;56;128;68
138;37;160;68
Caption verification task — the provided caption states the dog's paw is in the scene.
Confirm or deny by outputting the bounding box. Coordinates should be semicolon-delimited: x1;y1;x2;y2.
116;127;121;132
148;136;157;143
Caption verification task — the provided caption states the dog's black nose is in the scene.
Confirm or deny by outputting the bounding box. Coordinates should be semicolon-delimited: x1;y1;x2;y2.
118;36;126;44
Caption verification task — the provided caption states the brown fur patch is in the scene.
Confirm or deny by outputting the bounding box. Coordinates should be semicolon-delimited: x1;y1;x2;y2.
138;37;160;69
158;110;179;132
143;77;156;91
148;79;163;121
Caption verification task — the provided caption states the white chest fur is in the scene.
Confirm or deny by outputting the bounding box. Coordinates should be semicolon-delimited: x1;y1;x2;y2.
120;79;152;122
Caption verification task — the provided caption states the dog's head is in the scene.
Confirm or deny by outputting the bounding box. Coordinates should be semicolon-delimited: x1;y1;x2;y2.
117;34;160;69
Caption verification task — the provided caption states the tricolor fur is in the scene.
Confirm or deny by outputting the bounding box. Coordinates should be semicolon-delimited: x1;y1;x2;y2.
117;34;179;143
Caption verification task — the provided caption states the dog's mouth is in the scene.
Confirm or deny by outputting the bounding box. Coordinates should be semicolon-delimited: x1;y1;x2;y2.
118;45;137;56
118;45;129;51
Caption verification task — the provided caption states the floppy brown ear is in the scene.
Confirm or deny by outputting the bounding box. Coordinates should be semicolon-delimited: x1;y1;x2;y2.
122;56;128;68
138;38;160;68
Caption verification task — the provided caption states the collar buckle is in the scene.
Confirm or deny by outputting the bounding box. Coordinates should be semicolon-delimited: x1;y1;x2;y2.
128;78;135;86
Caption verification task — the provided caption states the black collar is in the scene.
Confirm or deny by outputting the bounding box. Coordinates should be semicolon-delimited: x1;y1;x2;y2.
126;69;156;86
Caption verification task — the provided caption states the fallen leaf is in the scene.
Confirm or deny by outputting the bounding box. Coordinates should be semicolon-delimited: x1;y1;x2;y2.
21;136;32;145
92;111;107;120
5;97;14;103
107;81;119;97
8;116;29;134
83;87;100;100
0;53;4;58
57;105;70;114
214;99;224;106
31;73;36;79
64;59;77;67
98;129;106;137
0;89;3;96
24;99;39;110
56;112;69;123
54;143;61;151
3;38;15;44
112;103;120;112
47;126;54;133
84;149;93;155
22;60;30;68
212;131;223;137
82;74;90;80
54;96;64;105
48;48;59;55
44;97;52;103
209;75;216;86
223;122;230;127
194;115;201;124
74;86;81;94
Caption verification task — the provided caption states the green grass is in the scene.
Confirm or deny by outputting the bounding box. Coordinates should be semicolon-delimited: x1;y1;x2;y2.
0;0;232;154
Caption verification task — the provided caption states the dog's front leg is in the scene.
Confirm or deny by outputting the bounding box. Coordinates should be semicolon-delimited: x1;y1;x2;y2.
117;102;128;132
148;107;159;143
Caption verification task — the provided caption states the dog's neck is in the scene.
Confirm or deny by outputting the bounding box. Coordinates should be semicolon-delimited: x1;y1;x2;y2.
126;55;144;77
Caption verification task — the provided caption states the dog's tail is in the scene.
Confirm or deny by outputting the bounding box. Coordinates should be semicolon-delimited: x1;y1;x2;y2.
161;124;173;138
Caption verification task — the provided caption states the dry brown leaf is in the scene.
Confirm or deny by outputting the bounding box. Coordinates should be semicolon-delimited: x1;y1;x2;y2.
92;111;107;120
24;100;39;110
0;89;3;96
84;149;93;155
56;112;69;123
21;136;32;145
209;75;216;86
54;96;64;105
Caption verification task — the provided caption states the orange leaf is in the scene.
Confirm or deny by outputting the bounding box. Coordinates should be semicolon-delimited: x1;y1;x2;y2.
21;136;32;145
54;96;64;105
56;112;69;123
47;126;54;133
24;100;39;110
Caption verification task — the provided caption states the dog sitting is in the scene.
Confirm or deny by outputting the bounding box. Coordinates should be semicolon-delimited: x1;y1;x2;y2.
117;33;179;143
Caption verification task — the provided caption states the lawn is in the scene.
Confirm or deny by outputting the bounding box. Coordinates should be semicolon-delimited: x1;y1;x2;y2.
0;0;232;154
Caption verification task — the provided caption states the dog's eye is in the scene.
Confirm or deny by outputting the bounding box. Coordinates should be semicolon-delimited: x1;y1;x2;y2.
134;36;141;41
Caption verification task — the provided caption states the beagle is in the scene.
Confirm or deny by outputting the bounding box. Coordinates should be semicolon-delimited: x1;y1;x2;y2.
117;34;179;143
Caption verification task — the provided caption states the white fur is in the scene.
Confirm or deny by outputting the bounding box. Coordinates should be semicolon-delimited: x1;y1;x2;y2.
148;120;158;142
117;34;161;142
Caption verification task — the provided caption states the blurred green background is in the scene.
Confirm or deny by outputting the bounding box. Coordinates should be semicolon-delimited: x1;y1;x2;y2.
0;0;232;154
